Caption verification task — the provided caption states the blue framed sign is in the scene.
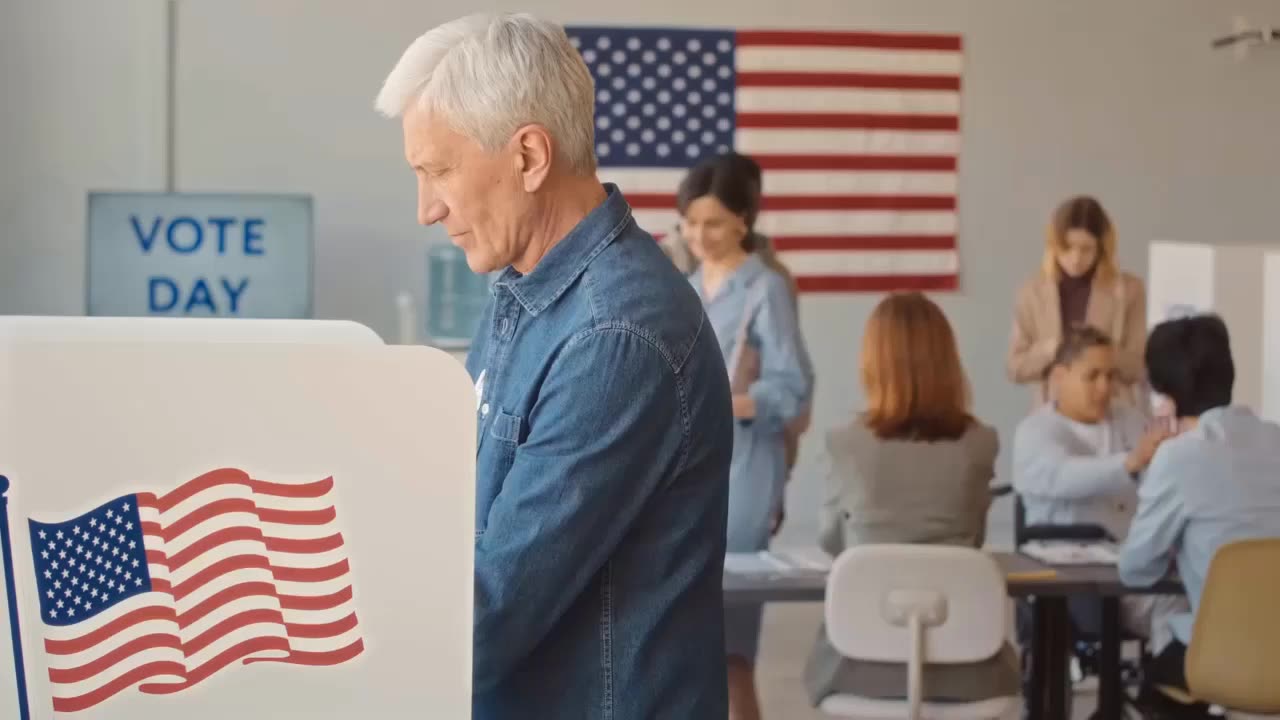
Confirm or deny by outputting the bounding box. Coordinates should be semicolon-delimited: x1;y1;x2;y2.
86;192;313;318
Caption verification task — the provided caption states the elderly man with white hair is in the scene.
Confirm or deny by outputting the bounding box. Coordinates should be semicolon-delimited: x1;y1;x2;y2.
376;12;733;719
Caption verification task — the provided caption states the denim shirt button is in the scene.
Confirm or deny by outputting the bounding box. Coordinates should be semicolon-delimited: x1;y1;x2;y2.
481;402;490;417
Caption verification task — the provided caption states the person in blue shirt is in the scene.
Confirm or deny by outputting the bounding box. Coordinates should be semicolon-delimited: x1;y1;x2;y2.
1120;314;1280;706
677;153;814;720
375;13;733;719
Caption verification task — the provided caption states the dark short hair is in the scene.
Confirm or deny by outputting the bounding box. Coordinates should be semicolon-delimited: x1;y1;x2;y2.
1050;326;1113;374
1145;314;1234;416
675;152;763;233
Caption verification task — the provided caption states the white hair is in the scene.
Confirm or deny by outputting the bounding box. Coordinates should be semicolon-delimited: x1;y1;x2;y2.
375;13;597;175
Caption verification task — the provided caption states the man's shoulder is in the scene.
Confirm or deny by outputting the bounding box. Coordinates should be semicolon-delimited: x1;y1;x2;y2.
571;224;711;372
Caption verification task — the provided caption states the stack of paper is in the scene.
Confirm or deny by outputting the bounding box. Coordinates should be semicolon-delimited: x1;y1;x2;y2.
724;547;832;578
1020;541;1120;566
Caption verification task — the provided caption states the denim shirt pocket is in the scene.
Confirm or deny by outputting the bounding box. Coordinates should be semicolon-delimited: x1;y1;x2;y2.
476;409;524;538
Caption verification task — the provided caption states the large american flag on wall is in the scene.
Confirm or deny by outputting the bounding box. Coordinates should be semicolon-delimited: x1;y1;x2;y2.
566;26;963;292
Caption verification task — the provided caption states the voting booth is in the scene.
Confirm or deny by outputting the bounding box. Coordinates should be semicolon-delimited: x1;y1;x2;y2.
0;318;476;718
1148;240;1280;422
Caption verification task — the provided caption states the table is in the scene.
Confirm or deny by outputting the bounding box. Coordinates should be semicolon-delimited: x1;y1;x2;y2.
723;551;1182;720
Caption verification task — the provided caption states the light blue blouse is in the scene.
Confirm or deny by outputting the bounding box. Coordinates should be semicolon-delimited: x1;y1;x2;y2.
690;254;814;551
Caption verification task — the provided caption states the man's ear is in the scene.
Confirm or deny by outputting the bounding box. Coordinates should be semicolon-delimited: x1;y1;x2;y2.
511;124;554;193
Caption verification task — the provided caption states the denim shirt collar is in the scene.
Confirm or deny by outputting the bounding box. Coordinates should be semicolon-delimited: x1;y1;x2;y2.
690;253;767;303
493;183;632;317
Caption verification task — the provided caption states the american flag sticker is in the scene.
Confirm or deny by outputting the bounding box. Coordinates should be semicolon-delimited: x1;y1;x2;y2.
567;26;963;292
26;468;363;713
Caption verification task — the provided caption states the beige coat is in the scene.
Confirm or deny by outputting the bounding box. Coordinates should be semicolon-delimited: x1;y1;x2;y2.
1006;270;1147;406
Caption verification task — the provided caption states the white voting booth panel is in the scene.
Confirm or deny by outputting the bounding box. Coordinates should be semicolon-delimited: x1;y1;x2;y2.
0;316;383;345
0;326;475;718
1148;241;1280;423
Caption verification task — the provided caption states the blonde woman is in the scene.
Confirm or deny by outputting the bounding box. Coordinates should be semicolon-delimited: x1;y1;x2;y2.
1007;196;1146;406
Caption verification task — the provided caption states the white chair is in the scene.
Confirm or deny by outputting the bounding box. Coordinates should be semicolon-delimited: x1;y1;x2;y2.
820;545;1020;720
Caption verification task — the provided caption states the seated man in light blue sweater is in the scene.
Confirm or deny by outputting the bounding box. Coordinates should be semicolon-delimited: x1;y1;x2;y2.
1013;326;1184;647
1120;314;1280;697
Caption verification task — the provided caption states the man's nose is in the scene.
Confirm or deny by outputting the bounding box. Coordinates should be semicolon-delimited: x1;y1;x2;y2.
419;200;448;226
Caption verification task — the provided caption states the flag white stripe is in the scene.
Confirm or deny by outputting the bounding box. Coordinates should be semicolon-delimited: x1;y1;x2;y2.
600;168;955;196
757;210;956;236
270;575;354;600
264;546;351;570
181;621;289;669
279;599;358;627
736;46;962;75
155;482;334;525
287;627;363;654
737;87;959;114
630;209;959;237
51;647;186;699
179;593;282;640
736;128;958;156
777;249;958;275
44;619;177;668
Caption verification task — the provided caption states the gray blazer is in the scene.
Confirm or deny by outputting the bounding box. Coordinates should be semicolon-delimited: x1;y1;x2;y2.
804;419;1021;704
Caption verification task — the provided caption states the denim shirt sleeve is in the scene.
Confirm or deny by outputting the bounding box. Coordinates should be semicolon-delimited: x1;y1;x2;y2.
746;275;813;432
1118;447;1186;586
472;325;685;691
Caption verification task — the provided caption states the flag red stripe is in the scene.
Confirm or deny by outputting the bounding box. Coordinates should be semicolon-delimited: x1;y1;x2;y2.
245;638;365;667
264;532;345;555
625;193;954;211
773;235;956;251
136;469;333;513
280;585;354;611
285;611;360;639
795;274;958;292
171;554;271;601
48;633;182;683
51;660;187;713
138;636;293;694
168;526;265;570
45;605;178;655
736;29;962;52
737;71;960;91
763;195;954;211
737;112;958;131
177;581;278;629
184;608;285;656
250;476;333;499
754;154;957;171
145;549;169;567
151;577;172;593
257;506;337;526
136;468;250;512
270;559;351;583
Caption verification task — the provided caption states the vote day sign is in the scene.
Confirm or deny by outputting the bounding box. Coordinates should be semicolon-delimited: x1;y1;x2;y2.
86;193;313;318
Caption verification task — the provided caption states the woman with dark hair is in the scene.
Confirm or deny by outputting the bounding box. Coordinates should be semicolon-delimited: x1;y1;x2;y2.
677;152;814;720
806;291;1018;705
1007;195;1147;407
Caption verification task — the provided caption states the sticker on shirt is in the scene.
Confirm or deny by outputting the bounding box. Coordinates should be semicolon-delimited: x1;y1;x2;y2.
474;369;486;411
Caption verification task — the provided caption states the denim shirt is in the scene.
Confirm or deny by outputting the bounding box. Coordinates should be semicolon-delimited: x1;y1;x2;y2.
465;184;733;719
1119;405;1280;645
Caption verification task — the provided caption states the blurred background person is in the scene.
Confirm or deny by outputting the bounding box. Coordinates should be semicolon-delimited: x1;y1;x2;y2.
805;291;1018;707
677;152;814;720
1007;195;1146;408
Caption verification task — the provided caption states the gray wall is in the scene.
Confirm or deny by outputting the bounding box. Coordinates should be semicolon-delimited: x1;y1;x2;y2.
3;0;1279;546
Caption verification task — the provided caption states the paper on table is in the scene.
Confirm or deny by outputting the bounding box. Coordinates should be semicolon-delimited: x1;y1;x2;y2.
1021;540;1120;566
724;548;831;577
